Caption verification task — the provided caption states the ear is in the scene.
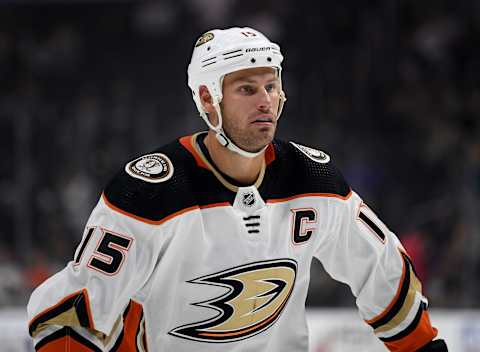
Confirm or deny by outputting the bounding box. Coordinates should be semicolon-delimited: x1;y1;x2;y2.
199;85;215;114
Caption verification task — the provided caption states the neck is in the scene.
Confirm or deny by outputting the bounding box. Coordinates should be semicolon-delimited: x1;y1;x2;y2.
204;131;265;185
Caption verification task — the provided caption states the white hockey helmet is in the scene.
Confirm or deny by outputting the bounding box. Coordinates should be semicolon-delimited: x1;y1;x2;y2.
187;27;286;158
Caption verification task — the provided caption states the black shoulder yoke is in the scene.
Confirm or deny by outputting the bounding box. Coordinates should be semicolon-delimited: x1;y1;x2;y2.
261;139;351;200
103;137;351;223
103;139;201;223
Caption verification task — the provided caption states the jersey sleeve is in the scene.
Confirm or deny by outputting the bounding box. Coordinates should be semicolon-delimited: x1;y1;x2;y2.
27;194;160;351
313;191;438;352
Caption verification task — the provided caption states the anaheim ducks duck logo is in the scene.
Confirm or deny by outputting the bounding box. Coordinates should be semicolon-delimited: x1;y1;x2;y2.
195;32;214;47
169;259;297;343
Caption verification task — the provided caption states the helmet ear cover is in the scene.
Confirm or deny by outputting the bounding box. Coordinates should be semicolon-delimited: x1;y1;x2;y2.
187;27;287;158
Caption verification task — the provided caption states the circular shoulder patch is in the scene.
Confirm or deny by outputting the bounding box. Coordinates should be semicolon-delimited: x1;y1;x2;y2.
125;153;174;183
290;141;330;164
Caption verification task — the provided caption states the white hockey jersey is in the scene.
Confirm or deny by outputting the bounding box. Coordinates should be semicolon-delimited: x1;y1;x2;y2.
27;132;438;351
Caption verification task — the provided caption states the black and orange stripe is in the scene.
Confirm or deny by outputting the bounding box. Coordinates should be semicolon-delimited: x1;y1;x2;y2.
109;300;147;352
383;305;437;352
35;327;102;352
34;300;148;352
380;301;427;343
366;251;437;352
367;253;413;330
29;289;94;338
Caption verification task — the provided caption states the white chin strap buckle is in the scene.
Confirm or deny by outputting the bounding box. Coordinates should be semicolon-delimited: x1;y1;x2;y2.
201;100;267;159
217;130;266;158
215;132;229;147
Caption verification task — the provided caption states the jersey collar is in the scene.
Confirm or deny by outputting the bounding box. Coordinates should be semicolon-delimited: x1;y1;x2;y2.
179;132;275;193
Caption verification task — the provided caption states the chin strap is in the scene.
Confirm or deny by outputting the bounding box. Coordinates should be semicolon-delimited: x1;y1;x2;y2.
199;99;267;159
212;102;268;158
214;131;267;158
199;92;286;159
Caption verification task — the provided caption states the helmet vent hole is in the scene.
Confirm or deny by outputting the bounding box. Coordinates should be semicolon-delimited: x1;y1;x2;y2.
250;58;256;64
267;57;272;62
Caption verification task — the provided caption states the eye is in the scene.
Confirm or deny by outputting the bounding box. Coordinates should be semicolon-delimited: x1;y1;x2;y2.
265;83;279;93
239;85;255;94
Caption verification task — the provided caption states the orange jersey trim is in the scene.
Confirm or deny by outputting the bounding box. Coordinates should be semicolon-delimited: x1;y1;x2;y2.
103;189;351;227
116;301;144;352
102;192;230;226
37;336;96;352
267;190;353;203
199;202;231;209
384;310;438;352
179;134;276;167
102;192;198;225
264;143;276;165
179;135;209;169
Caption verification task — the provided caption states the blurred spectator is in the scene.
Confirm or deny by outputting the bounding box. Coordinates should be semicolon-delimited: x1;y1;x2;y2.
401;231;428;284
22;250;53;293
0;246;25;307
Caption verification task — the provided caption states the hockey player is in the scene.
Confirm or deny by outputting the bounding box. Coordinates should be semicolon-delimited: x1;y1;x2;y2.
27;27;447;351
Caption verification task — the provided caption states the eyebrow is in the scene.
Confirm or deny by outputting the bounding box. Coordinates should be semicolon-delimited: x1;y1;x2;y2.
232;76;278;84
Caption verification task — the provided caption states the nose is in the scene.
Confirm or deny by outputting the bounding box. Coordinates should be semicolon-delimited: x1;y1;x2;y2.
257;87;272;112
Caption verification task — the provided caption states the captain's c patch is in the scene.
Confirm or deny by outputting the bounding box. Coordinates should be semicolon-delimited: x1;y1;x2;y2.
125;153;174;183
169;259;297;343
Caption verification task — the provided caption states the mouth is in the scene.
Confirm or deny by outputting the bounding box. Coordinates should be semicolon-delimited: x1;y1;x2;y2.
251;114;275;125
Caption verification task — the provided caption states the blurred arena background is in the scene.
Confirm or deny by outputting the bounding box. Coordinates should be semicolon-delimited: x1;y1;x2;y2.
0;1;479;351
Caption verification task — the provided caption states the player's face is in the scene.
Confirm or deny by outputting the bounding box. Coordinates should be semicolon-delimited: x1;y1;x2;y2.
220;67;281;153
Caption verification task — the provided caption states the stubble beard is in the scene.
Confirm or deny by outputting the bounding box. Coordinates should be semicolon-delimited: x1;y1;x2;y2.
222;119;276;153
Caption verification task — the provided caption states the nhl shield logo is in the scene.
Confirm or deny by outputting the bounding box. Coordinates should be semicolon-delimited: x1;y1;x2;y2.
242;192;256;207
